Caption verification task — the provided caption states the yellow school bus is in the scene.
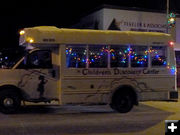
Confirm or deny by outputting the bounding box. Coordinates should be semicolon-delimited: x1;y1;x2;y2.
0;26;178;113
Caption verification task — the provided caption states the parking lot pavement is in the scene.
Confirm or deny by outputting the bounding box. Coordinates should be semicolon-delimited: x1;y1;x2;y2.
0;90;179;135
118;89;180;135
0;103;174;135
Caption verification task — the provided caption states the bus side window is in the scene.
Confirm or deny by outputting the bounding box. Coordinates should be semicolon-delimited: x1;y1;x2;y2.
150;46;167;67
66;45;87;68
110;45;129;67
89;45;108;68
17;50;52;69
131;46;148;67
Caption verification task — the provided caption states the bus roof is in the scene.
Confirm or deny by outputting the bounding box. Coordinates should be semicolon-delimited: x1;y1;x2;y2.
19;26;172;46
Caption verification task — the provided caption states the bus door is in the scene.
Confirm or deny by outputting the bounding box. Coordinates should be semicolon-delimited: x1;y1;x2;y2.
16;47;60;102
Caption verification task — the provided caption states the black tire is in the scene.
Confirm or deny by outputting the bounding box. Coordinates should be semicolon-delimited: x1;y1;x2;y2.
111;93;133;113
0;90;21;114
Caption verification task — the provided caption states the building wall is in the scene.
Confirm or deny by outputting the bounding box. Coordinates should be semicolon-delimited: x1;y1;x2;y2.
102;8;180;50
103;8;167;33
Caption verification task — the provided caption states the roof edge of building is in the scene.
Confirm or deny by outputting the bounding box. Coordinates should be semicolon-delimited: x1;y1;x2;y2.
90;4;167;14
85;4;178;17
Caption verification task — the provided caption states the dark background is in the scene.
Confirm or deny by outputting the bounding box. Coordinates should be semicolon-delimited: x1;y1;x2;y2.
0;0;180;49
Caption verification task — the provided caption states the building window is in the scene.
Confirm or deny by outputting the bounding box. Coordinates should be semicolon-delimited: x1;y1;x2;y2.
150;46;167;67
131;46;148;67
110;45;129;67
66;45;87;68
89;45;108;68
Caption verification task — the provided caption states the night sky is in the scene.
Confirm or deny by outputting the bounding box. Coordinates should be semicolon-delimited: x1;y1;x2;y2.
0;0;180;49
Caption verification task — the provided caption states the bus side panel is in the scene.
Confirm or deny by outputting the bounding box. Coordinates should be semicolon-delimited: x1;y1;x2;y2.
60;74;176;104
61;78;111;104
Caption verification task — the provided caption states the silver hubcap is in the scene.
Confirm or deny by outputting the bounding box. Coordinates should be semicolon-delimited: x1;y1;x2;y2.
3;98;14;107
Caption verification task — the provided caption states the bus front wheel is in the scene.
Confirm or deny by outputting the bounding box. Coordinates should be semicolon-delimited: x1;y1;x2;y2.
0;90;21;114
111;92;133;113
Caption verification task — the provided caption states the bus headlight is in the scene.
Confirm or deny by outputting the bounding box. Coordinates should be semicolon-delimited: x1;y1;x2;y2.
20;30;25;35
29;39;34;43
27;37;34;43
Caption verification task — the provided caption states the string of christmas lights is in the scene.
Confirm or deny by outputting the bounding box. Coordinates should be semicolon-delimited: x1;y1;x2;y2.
66;45;167;68
89;46;108;67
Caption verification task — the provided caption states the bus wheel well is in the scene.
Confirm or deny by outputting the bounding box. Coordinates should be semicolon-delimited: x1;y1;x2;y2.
0;85;23;99
111;85;138;106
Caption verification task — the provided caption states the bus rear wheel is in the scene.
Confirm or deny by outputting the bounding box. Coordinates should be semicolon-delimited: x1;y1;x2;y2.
0;90;21;114
111;93;133;113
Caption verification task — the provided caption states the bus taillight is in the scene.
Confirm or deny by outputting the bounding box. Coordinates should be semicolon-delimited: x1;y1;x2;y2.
169;41;175;47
